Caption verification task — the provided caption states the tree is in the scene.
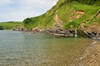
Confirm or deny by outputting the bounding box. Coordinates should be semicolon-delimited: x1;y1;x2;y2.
0;26;3;30
67;0;99;5
23;18;32;24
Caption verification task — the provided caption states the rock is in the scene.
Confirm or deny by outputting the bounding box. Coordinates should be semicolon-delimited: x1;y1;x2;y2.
13;25;25;31
47;29;73;37
32;27;43;33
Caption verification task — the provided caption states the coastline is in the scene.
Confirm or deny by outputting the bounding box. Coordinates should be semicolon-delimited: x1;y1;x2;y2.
13;27;100;40
77;40;100;66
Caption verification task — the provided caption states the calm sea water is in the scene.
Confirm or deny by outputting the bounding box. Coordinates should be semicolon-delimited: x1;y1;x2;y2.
0;30;92;66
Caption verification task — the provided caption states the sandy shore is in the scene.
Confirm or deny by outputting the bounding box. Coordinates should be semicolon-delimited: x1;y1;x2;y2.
77;40;100;66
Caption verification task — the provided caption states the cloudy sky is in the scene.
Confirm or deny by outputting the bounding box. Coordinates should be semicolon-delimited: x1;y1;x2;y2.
0;0;58;22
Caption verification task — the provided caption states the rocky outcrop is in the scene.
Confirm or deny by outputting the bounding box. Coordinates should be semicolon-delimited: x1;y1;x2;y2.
32;27;44;33
32;27;74;37
13;25;25;31
80;22;100;38
78;10;100;39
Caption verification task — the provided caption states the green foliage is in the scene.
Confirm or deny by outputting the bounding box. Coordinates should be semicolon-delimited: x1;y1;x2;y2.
0;26;3;30
24;18;32;24
65;21;80;29
67;0;100;5
24;11;55;30
23;0;100;30
0;22;21;30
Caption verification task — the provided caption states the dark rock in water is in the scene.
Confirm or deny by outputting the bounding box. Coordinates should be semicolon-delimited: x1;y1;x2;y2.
46;29;74;37
55;30;65;34
84;31;100;40
32;28;74;37
42;30;52;33
92;37;100;41
13;26;25;31
49;33;73;37
31;26;100;38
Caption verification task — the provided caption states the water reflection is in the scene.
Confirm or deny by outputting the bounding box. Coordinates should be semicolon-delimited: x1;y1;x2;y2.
0;31;92;66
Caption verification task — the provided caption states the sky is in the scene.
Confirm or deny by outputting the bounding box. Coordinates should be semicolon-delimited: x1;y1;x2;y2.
0;0;58;22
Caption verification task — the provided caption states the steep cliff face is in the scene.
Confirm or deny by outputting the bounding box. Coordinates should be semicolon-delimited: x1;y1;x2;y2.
23;0;100;37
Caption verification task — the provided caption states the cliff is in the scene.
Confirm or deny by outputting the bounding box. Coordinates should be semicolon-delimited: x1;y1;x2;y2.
23;0;100;38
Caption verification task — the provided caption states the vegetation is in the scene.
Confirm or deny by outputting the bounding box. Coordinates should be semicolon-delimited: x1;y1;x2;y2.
23;0;100;31
0;21;22;30
67;0;100;5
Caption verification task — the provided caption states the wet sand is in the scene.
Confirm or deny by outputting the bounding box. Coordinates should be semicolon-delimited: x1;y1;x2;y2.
78;40;100;66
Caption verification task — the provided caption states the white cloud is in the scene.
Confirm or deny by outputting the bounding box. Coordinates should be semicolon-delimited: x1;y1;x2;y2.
0;10;42;21
19;0;58;10
20;0;57;6
0;0;14;6
0;0;58;22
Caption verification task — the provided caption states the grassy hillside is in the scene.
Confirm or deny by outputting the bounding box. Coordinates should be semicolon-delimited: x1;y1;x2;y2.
0;22;22;30
23;0;100;30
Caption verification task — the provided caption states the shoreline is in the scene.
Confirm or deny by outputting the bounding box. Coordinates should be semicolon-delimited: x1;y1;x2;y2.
77;40;100;66
13;27;100;40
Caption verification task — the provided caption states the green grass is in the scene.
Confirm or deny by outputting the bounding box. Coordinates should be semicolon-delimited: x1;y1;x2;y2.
23;0;100;30
0;22;22;30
